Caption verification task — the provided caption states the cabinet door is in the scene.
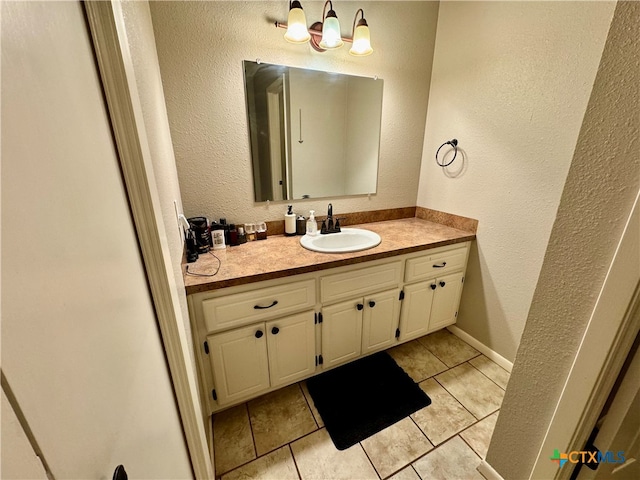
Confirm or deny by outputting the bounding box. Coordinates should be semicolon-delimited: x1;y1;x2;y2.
322;300;363;368
266;311;316;387
362;289;401;354
398;281;435;342
207;325;269;405
429;271;464;331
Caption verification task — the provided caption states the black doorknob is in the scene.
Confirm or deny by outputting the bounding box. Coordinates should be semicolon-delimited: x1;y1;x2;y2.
271;327;279;335
255;330;263;338
369;300;376;308
440;281;446;287
431;284;437;290
357;303;364;311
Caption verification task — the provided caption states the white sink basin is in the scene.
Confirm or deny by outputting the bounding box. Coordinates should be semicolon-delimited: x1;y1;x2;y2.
300;228;381;253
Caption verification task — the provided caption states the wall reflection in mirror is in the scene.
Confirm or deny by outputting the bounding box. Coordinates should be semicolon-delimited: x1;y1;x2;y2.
243;61;383;202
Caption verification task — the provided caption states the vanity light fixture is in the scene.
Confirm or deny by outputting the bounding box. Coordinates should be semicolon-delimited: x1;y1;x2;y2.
276;0;373;56
284;1;311;43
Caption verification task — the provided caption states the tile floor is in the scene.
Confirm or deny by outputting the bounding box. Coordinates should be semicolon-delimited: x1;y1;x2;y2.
212;329;510;480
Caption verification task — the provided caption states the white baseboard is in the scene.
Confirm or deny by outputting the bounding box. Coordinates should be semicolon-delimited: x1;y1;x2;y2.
446;325;513;373
477;460;505;480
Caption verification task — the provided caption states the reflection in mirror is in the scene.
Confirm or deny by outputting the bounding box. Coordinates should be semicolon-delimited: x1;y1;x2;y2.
243;61;383;202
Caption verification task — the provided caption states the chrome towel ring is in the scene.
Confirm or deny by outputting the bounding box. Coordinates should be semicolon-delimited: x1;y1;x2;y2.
435;138;458;167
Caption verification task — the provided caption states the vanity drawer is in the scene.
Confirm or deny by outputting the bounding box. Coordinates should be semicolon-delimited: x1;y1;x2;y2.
405;243;469;283
321;261;402;304
202;279;316;333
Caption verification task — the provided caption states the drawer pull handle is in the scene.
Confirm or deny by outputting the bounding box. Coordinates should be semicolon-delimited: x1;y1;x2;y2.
357;303;364;311
369;300;376;308
433;262;447;268
271;327;280;335
431;284;437;290
254;300;278;310
439;281;446;287
255;330;264;339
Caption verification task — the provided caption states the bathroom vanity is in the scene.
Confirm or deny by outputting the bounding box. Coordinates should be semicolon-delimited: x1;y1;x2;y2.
185;217;475;413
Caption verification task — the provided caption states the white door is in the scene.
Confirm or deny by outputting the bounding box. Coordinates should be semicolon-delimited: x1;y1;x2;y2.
267;311;316;387
429;272;464;332
362;289;401;354
207;325;270;405
322;300;363;368
398;282;435;342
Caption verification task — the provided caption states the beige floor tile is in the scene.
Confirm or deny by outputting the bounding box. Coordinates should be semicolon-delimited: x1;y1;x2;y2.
221;446;299;480
418;330;480;368
460;411;499;459
291;428;378;480
469;356;510;389
248;384;317;456
388;340;449;382
411;378;476;445
436;363;505;419
412;435;483;480
213;404;256;476
300;380;324;428
361;417;433;479
387;466;421;480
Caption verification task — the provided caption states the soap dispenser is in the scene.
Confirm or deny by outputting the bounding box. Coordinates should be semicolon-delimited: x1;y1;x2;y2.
306;210;318;236
285;205;296;236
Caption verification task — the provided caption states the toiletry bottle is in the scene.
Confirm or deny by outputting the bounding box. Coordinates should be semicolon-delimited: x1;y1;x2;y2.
296;215;306;235
245;223;256;241
211;222;226;250
306;210;318;235
256;221;267;240
238;226;247;244
228;224;239;246
219;218;230;246
285;205;296;236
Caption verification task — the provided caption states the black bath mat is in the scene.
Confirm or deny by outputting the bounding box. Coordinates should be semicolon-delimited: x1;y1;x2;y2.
306;351;431;450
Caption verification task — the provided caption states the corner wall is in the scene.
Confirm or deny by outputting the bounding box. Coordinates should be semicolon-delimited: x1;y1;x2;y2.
149;1;439;223
486;1;640;477
416;0;616;361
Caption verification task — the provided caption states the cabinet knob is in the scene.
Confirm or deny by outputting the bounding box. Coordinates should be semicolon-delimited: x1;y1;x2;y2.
368;300;376;308
271;326;279;335
439;281;446;287
356;303;364;311
430;284;437;290
255;330;264;338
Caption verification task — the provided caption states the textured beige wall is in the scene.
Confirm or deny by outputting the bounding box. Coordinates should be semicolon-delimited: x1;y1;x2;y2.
416;1;616;361
150;1;439;223
487;1;640;477
120;0;196;368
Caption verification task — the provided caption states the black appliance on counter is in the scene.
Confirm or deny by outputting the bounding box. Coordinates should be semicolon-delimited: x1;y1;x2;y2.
188;217;211;254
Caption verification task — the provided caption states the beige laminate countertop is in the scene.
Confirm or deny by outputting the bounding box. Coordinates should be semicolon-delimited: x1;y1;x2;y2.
183;217;475;294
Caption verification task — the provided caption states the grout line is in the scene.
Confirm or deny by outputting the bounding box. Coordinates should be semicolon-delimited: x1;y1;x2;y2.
433;374;480;421
245;402;258;459
297;381;321;429
288;444;303;480
458;433;484;460
358;440;382;480
410;464;422;479
467;360;508;391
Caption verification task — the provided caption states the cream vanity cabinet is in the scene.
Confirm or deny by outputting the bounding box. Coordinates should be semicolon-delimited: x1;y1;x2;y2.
319;261;403;368
189;241;470;413
190;278;317;408
398;243;469;342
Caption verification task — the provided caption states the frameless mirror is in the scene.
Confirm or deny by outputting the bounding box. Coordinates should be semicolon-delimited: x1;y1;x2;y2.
243;61;383;202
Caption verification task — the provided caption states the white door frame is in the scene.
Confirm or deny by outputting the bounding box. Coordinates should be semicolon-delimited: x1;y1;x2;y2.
529;188;640;480
84;2;214;478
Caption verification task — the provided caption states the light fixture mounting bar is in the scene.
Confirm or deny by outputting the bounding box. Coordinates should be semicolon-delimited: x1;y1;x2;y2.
275;22;354;44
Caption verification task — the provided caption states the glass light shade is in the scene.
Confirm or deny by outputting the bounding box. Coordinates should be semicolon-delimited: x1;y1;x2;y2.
349;24;373;56
284;6;310;43
319;16;343;49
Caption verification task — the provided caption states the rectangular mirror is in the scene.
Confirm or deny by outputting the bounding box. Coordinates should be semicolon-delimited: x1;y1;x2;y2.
243;61;383;202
